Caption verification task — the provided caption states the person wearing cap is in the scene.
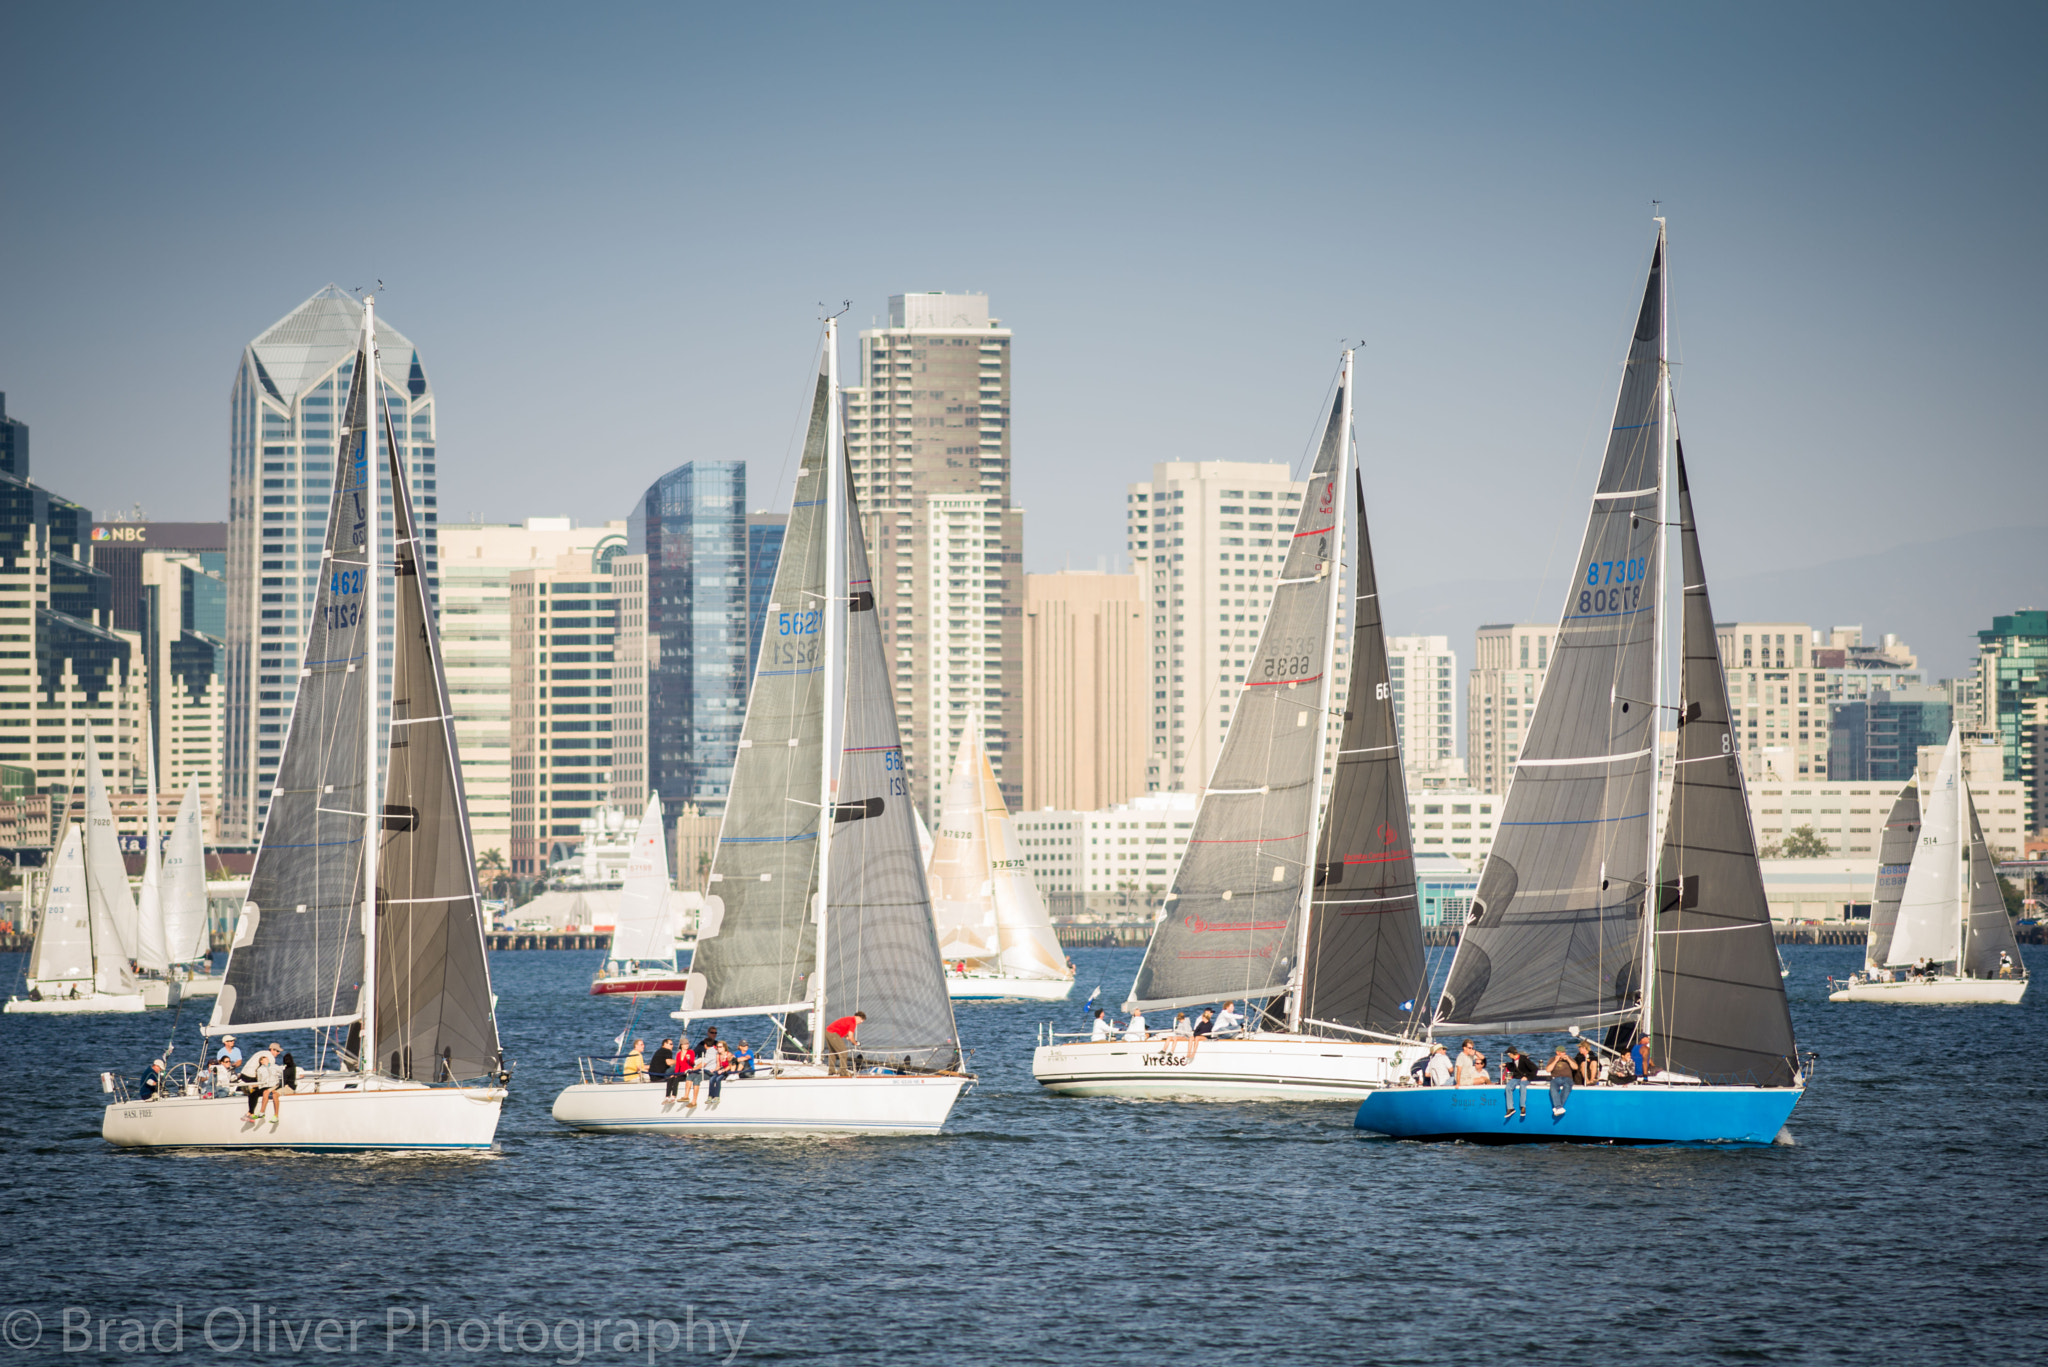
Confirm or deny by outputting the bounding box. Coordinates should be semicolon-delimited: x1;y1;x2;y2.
139;1058;168;1100
1423;1043;1453;1087
214;1036;243;1096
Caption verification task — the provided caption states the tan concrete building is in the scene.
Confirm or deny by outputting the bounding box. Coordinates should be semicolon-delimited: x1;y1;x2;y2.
1021;570;1146;812
1387;634;1457;773
1467;623;1555;795
1716;620;1831;781
841;292;1021;817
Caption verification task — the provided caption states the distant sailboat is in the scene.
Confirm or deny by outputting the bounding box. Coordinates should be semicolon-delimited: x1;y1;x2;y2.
1829;729;2027;1004
927;725;1074;1001
104;293;508;1150
1358;225;1808;1144
159;783;222;996
589;794;693;996
552;316;972;1137
1032;349;1431;1100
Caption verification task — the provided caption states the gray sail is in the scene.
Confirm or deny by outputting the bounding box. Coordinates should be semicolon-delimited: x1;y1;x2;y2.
1864;781;1918;968
1437;236;1666;1034
822;465;962;1070
689;363;829;1013
1128;387;1346;1013
211;330;375;1034
1649;448;1798;1087
372;406;502;1083
1962;793;2021;977
1301;472;1426;1036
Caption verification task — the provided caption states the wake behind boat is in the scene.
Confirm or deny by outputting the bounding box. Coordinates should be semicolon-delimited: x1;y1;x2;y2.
1032;349;1430;1101
552;317;972;1138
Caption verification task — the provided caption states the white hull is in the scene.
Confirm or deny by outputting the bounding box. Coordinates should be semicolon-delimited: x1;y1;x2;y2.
171;973;223;998
947;973;1074;1002
138;979;178;1009
5;990;152;1015
1829;975;2028;1005
551;1068;970;1137
102;1074;506;1151
1032;1032;1419;1101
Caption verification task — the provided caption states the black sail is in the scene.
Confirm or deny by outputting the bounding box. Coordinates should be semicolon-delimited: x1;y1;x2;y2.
1864;781;1919;969
372;397;502;1083
1648;447;1798;1086
1962;793;2021;977
1437;237;1666;1034
212;334;376;1034
1300;472;1426;1035
822;464;962;1070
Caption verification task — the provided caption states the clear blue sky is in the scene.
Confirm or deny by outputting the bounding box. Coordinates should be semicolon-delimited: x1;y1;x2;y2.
3;3;2041;675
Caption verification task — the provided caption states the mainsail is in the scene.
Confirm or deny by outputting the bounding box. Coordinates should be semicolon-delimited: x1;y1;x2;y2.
608;795;676;965
690;361;830;1016
1648;448;1797;1086
1437;234;1667;1035
27;824;94;987
212;317;377;1034
1299;471;1427;1037
1128;379;1349;1014
926;725;1069;982
83;747;140;983
159;784;212;965
1962;793;2021;976
1888;730;1962;968
1864;780;1919;969
372;401;501;1083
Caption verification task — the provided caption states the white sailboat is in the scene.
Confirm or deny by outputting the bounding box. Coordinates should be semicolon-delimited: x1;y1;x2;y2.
5;820;152;1014
590;794;693;995
104;294;507;1150
928;724;1075;1001
552;316;972;1137
1032;350;1431;1100
1829;727;2027;1004
159;783;222;996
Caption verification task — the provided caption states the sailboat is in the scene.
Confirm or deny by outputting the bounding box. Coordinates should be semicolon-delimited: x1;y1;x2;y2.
1032;350;1431;1101
1828;729;2027;1003
927;724;1075;1001
104;294;507;1150
6;744;167;1014
159;783;222;996
552;317;972;1137
1358;224;1807;1145
590;794;693;995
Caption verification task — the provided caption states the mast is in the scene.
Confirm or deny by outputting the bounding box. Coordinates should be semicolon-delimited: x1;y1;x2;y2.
359;294;381;1076
1955;759;1967;971
1286;349;1352;1034
811;314;843;1063
1637;219;1672;1042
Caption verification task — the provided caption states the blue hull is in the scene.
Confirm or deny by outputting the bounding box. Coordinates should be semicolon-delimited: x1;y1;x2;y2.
1354;1084;1801;1145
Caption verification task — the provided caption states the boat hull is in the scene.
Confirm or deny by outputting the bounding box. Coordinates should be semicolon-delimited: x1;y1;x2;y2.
1828;975;2027;1005
172;974;223;998
591;971;692;996
1032;1033;1417;1101
551;1071;970;1137
5;991;152;1015
1355;1082;1802;1145
947;974;1074;1002
102;1077;506;1151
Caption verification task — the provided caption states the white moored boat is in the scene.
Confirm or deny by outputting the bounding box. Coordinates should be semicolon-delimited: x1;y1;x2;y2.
553;316;972;1138
104;295;507;1150
927;723;1074;1002
1033;350;1432;1101
1829;729;2028;1005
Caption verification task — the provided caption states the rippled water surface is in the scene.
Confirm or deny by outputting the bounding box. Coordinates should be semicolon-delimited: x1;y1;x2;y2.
4;944;2045;1365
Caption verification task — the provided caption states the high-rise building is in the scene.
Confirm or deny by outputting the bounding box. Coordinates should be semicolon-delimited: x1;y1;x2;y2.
1827;684;1952;784
84;522;226;631
1976;608;2048;831
744;512;786;682
841;292;1021;817
1467;623;1555;795
1021;570;1147;812
635;461;750;816
1125;461;1331;793
1386;635;1458;774
224;286;437;840
436;518;629;860
1715;620;1831;781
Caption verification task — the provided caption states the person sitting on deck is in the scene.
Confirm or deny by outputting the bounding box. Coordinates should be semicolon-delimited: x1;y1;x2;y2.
1423;1043;1453;1087
1545;1046;1577;1117
1453;1039;1489;1087
1089;1009;1116;1042
1574;1041;1602;1087
1211;1002;1244;1038
666;1041;696;1102
1629;1032;1655;1081
733;1041;756;1078
622;1039;647;1082
1122;1009;1148;1042
825;1012;865;1075
648;1039;675;1080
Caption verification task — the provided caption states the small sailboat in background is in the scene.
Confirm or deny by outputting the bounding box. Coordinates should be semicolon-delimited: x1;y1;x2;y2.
104;293;507;1150
590;794;694;996
1033;349;1431;1100
1828;729;2027;1004
159;783;222;996
1358;224;1807;1144
927;724;1074;1001
552;316;971;1137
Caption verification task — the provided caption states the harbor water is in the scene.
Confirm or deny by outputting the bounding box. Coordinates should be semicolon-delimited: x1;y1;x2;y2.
4;944;2044;1365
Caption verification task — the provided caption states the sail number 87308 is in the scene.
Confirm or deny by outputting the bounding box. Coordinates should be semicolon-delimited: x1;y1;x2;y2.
1579;557;1647;615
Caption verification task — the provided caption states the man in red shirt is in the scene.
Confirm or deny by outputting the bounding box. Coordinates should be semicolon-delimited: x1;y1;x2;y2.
825;1011;866;1074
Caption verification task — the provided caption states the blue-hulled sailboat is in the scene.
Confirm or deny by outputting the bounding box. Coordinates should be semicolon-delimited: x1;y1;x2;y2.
1356;223;1807;1145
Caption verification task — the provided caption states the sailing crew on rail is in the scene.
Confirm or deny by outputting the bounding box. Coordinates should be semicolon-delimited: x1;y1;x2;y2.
1122;1009;1148;1042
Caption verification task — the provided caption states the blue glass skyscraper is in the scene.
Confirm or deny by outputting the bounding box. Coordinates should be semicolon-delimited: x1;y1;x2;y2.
745;512;786;682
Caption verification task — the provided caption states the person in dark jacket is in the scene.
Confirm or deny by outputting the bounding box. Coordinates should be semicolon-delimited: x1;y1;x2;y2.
1502;1046;1540;1119
648;1039;675;1081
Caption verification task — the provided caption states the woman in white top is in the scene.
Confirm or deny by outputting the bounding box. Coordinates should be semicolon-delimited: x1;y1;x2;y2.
1123;1010;1148;1042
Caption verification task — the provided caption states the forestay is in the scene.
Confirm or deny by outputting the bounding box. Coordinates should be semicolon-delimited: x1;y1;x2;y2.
1128;385;1347;1014
1300;473;1426;1036
1863;781;1919;970
1648;448;1797;1087
1437;236;1666;1035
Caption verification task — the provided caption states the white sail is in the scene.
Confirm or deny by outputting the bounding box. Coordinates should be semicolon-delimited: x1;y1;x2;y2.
608;795;675;965
988;812;1070;982
927;731;1002;967
134;718;170;972
160;784;211;964
912;803;934;869
27;824;95;986
1887;728;1962;968
83;747;139;991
